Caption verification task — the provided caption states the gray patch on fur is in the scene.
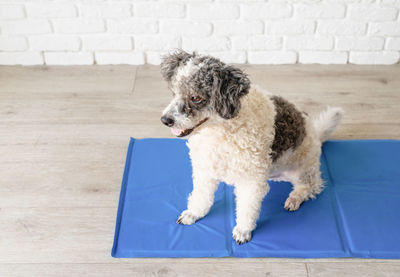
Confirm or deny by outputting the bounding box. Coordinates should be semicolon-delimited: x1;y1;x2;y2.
161;50;250;120
270;96;306;162
188;56;250;119
211;65;250;119
160;49;194;82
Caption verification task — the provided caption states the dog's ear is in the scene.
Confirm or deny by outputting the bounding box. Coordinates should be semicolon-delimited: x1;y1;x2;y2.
212;66;250;119
160;50;193;82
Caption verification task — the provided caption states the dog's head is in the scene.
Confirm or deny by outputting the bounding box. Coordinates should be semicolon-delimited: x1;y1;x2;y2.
160;50;250;137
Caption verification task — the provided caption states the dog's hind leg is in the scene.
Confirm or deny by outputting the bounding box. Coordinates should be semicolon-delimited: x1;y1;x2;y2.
284;163;324;211
177;175;219;225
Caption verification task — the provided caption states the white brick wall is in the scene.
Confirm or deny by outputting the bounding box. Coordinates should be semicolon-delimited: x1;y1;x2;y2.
30;35;81;51
44;52;93;65
26;3;77;18
0;0;399;65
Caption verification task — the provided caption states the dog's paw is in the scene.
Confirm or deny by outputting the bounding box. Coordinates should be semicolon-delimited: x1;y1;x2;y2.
176;210;199;225
284;196;303;211
232;226;252;245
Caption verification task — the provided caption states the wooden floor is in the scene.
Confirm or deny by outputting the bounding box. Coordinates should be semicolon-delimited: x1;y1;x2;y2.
0;64;399;277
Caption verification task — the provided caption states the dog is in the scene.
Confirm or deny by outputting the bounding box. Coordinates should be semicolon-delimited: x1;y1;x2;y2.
160;50;344;244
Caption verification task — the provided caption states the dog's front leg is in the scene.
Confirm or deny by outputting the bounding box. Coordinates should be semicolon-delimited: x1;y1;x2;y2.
177;175;218;225
233;181;270;244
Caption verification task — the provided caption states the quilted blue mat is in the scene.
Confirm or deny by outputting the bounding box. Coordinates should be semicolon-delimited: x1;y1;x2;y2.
112;138;400;258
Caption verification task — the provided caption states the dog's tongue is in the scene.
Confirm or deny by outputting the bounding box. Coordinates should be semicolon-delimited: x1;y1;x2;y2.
171;128;183;136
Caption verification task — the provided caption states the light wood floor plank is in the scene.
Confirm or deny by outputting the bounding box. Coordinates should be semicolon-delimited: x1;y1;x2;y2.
0;161;123;208
0;263;307;277
0;65;137;94
307;262;400;277
0;92;137;124
0;207;117;263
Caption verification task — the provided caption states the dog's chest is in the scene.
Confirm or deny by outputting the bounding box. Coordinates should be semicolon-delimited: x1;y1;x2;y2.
189;140;239;181
187;132;269;184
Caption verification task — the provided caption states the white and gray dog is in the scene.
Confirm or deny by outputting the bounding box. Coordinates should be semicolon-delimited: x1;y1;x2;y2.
160;50;344;244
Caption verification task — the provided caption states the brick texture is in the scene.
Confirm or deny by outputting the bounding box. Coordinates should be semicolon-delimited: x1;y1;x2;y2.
0;0;398;65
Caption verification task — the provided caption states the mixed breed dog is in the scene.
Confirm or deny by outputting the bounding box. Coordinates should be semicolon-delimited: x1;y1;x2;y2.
160;50;344;244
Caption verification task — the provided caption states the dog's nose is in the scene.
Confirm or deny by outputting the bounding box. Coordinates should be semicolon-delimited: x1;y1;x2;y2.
161;115;174;127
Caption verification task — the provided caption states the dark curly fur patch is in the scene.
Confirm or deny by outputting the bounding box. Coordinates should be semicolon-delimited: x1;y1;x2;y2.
160;49;194;82
212;65;250;119
185;56;250;119
270;96;306;162
160;50;250;120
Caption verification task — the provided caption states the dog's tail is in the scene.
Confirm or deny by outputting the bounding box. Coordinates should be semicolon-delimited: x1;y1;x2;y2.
313;107;344;143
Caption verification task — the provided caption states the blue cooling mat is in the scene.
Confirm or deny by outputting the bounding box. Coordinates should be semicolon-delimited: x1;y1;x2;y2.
112;138;400;258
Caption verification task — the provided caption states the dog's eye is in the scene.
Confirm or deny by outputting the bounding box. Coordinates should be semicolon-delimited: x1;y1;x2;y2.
191;96;202;104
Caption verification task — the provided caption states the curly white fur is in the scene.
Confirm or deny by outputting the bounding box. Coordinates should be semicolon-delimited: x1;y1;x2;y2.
177;86;343;244
314;107;345;142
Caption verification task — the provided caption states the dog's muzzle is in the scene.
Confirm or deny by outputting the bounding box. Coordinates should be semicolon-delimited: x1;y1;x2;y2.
161;117;209;137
